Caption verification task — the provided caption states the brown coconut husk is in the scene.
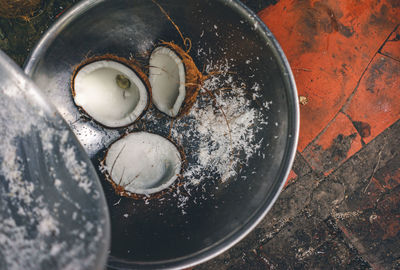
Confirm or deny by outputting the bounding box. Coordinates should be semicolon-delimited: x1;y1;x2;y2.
101;132;187;200
0;0;41;19
151;0;206;117
151;0;192;53
155;41;233;158
70;54;152;128
153;0;234;180
151;1;228;119
154;42;234;180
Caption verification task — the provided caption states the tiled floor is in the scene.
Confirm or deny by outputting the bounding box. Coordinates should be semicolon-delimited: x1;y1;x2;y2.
197;0;400;269
0;0;399;269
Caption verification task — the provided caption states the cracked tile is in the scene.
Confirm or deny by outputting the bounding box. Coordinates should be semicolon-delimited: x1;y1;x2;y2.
381;26;400;62
344;54;400;144
259;0;400;151
302;112;363;175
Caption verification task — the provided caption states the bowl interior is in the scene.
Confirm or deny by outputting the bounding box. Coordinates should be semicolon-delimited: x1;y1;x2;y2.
25;0;298;268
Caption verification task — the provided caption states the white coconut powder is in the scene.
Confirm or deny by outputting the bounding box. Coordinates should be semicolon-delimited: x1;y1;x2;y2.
175;60;268;185
138;58;271;212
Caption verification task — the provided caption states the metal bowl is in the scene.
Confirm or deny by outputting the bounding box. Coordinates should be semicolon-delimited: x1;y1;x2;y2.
24;0;299;269
0;49;110;270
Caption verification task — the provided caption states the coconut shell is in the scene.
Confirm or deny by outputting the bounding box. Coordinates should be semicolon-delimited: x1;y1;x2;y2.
70;54;152;128
0;0;41;19
101;132;186;200
159;41;204;117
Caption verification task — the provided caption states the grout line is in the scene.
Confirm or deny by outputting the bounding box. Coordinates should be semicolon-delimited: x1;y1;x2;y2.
378;24;399;52
301;112;342;153
378;52;400;63
340;110;353;122
363;149;382;193
302;54;379;153
339;25;400;146
285;151;311;190
296;150;314;173
301;25;399;155
341;24;399;113
302;26;399;152
339;52;378;113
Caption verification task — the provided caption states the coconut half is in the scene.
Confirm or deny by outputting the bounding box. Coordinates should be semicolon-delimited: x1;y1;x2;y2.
72;59;149;128
149;42;203;117
149;46;186;117
105;132;182;195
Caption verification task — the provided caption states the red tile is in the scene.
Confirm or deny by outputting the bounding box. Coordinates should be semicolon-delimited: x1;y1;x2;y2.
302;112;363;175
258;0;400;151
344;54;400;144
381;26;400;61
284;170;297;188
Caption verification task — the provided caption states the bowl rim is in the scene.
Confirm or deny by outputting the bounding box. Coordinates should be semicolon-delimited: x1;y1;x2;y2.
0;48;111;270
24;0;299;269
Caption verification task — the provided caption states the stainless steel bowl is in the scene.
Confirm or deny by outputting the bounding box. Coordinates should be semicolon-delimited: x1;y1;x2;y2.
24;0;299;269
0;49;110;270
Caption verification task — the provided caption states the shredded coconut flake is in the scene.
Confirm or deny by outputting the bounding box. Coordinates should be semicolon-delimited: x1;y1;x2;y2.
135;57;271;210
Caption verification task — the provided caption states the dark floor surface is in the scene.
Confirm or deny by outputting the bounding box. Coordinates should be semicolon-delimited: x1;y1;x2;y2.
1;0;399;269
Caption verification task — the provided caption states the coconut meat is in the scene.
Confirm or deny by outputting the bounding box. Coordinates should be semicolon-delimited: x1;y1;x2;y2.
105;132;181;195
73;60;148;127
149;46;186;117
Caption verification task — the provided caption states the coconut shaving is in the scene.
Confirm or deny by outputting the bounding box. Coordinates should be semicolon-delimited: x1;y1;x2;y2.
184;61;268;184
132;58;271;209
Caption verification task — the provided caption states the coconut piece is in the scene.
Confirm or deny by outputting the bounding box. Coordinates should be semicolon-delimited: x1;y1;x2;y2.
149;46;185;117
105;132;182;196
149;41;203;117
71;56;150;128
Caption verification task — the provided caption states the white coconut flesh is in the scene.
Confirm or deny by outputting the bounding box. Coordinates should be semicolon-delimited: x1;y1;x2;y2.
73;60;148;127
105;132;182;195
149;46;186;117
